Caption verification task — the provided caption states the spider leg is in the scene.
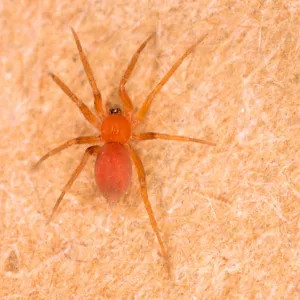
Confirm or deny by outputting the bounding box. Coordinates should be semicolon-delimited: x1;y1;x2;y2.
120;33;155;115
126;144;169;263
46;145;102;224
50;73;102;129
136;34;208;122
33;136;101;169
133;132;216;146
71;28;105;119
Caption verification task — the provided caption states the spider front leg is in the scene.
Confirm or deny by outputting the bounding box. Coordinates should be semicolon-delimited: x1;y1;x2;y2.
126;144;168;262
133;132;216;146
119;33;155;115
136;34;208;122
33;136;101;169
46;145;102;224
71;29;105;119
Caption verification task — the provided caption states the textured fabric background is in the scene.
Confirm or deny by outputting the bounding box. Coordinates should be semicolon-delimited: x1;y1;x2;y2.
1;0;299;298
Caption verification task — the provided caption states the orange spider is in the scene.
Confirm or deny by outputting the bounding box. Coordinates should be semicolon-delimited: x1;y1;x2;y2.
34;29;215;264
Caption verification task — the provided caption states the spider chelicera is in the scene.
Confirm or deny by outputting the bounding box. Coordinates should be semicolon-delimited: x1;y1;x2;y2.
34;28;215;265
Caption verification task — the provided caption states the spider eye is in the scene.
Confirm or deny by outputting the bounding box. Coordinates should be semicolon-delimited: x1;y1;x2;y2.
109;107;122;115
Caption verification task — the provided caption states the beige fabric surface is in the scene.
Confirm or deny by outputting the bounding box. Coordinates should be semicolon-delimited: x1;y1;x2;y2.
1;0;299;299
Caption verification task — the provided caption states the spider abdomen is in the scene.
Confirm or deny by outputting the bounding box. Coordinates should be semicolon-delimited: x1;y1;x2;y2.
95;142;132;203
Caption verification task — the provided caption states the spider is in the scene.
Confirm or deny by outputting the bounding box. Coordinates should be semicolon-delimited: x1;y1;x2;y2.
34;29;215;265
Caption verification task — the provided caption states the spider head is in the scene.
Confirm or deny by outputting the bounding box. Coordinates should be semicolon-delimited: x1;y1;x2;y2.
109;107;122;115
